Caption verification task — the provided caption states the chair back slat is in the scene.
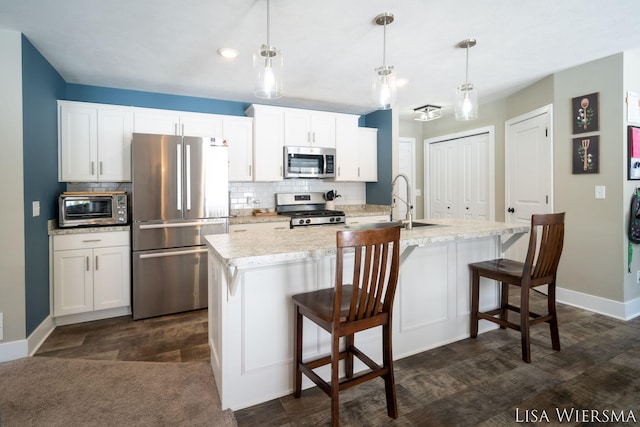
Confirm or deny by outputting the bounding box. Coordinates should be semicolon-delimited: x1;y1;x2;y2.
523;213;565;281
336;226;401;323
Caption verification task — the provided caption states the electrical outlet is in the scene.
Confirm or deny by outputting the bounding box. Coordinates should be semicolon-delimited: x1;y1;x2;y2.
595;186;606;199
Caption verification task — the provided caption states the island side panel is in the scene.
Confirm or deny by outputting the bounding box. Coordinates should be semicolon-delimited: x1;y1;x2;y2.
209;256;335;411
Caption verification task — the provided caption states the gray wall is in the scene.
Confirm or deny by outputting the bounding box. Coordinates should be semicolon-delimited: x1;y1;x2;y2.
0;29;26;343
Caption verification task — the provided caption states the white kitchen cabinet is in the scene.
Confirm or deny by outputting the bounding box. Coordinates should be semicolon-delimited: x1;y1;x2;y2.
58;101;132;182
428;136;490;220
53;231;130;318
133;108;223;137
336;125;378;182
229;222;289;233
284;109;335;148
224;116;254;182
246;105;284;181
357;127;378;181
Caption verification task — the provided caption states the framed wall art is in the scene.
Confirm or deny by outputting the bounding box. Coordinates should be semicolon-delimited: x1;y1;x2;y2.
572;135;599;174
572;92;599;134
628;126;640;180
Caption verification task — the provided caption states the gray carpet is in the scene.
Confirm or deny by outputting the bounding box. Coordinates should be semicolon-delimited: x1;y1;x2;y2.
0;357;236;427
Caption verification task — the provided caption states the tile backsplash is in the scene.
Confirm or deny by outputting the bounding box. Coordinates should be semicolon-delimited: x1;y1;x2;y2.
229;180;365;210
67;180;365;211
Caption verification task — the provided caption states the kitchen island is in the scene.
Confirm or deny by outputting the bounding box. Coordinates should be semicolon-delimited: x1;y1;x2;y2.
205;218;528;410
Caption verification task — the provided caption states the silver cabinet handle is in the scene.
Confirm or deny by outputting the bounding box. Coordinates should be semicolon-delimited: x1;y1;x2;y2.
86;256;90;271
95;255;98;270
91;161;95;175
249;165;252;177
82;239;101;243
99;161;103;176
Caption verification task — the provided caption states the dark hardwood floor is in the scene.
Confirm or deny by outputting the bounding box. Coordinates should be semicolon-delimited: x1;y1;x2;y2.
35;293;640;426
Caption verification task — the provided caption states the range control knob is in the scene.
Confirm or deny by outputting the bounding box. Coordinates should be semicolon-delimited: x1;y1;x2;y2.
335;217;342;223
329;217;335;222
298;219;305;225
305;219;311;224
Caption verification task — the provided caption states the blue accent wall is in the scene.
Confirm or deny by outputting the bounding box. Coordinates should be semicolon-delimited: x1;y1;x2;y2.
66;84;250;116
365;109;393;205
21;36;66;335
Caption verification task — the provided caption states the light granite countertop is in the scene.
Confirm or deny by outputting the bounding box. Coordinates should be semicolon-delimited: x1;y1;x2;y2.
48;220;130;236
205;218;529;269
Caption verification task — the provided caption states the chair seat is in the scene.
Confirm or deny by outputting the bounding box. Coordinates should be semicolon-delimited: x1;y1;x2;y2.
292;285;357;323
470;258;525;278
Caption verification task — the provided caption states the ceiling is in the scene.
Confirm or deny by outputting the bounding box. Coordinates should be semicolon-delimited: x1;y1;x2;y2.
2;0;640;120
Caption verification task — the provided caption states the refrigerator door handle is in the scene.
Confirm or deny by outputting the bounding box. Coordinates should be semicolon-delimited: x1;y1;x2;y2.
186;144;191;211
176;144;182;211
138;220;225;230
139;248;208;259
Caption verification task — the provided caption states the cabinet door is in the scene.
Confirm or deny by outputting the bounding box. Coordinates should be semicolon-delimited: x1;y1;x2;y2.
309;112;335;148
97;107;133;181
358;128;378;181
93;246;130;311
284;109;311;146
59;104;98;181
133;108;180;135
53;248;94;316
180;112;223;138
224;117;254;181
253;107;284;181
334;116;359;181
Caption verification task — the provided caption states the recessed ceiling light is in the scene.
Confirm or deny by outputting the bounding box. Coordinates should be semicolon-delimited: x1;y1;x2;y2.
217;48;239;59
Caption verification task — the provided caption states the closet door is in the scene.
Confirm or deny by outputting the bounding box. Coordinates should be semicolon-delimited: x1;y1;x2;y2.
459;133;490;220
429;140;457;218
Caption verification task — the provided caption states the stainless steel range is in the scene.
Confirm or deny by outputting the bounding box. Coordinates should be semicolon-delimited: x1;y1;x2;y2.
276;192;346;228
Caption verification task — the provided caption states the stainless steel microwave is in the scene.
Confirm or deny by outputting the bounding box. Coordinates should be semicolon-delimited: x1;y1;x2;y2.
59;192;128;228
283;146;336;179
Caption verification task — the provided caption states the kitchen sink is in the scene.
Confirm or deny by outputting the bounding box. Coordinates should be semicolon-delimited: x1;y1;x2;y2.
345;221;440;231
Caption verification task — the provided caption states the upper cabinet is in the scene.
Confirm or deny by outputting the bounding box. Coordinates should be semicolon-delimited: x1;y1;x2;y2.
58;101;132;182
246;105;284;181
133;108;223;137
357;127;378;182
224;116;254;182
284;109;335;148
335;121;378;182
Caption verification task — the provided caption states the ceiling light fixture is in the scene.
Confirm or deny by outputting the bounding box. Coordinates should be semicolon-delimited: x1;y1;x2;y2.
372;13;397;110
413;105;443;121
455;38;478;121
217;48;239;59
254;0;283;99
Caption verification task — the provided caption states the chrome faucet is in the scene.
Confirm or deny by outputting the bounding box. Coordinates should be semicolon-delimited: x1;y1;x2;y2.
391;173;413;230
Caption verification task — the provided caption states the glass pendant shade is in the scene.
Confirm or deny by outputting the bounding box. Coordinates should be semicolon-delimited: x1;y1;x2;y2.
372;65;397;110
455;83;478;121
254;44;283;99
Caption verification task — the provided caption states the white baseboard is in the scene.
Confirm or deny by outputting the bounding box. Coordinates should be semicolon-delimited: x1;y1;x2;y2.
28;314;56;356
557;287;640;321
0;339;28;363
0;315;56;363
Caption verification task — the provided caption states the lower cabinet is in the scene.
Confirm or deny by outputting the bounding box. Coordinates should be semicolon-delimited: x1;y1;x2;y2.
53;231;130;318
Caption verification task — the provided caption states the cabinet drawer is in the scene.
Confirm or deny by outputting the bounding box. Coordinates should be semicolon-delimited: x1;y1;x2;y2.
53;231;130;250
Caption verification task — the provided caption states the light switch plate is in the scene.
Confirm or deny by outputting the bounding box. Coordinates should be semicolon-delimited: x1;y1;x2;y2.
595;186;606;199
32;201;40;217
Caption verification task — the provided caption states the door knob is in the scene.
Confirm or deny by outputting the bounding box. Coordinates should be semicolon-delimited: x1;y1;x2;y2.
507;207;515;213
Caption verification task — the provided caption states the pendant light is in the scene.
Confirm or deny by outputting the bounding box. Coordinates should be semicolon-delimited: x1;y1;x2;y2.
372;13;397;110
254;0;283;99
455;38;478;121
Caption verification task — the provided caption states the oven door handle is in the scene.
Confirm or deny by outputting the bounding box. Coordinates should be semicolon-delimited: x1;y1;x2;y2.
323;154;327;175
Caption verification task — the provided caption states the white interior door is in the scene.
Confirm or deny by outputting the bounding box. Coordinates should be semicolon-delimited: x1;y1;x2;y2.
397;137;416;220
505;105;553;261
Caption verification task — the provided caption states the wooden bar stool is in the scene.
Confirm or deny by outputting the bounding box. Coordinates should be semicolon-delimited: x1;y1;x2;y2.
292;225;402;426
469;213;565;363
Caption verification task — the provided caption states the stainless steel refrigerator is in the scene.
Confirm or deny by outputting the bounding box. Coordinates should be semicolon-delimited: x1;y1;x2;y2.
131;133;228;320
